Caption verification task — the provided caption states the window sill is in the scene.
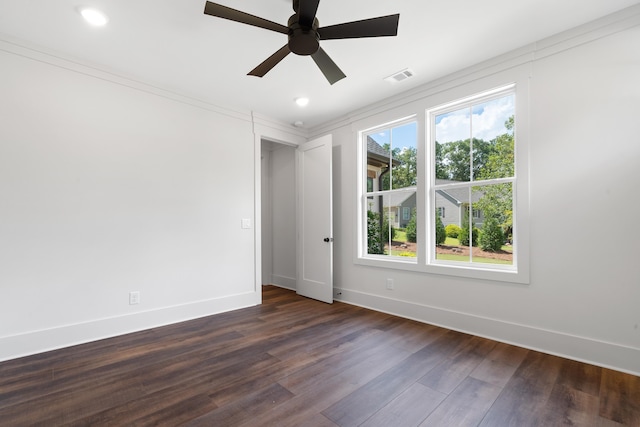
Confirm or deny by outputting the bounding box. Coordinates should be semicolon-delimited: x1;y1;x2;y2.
355;255;529;284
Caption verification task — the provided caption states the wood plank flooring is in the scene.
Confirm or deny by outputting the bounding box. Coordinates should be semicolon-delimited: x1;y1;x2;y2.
1;285;639;426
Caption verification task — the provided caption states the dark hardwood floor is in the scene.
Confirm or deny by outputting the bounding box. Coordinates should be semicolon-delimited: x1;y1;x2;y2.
1;285;639;426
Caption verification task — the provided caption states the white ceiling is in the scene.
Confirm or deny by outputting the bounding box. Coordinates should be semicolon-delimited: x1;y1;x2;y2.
1;0;638;129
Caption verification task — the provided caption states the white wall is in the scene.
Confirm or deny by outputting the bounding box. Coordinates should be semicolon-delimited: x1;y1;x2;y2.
269;145;297;289
0;43;261;360
322;13;640;375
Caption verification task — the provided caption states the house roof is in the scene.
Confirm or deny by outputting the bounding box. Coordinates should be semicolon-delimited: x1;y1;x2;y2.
435;179;483;205
367;136;401;168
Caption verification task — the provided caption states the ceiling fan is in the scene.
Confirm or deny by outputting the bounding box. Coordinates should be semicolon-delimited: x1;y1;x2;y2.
203;0;400;85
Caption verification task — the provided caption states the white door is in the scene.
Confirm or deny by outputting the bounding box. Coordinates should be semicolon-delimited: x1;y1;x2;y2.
296;134;333;303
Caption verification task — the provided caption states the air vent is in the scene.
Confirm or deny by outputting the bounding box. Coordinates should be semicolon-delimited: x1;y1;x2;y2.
384;68;414;83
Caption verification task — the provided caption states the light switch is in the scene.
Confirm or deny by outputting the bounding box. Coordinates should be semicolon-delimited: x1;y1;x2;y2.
241;218;251;229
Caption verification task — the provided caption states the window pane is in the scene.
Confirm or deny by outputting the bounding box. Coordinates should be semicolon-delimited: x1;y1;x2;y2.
390;122;418;190
366;195;385;255
434;183;513;266
471;183;513;265
366;192;416;258
435;107;471;182
472;95;515;181
435;188;471;262
366;131;392;191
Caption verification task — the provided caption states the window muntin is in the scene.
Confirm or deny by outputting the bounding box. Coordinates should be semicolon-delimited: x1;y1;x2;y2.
363;120;418;259
431;89;515;269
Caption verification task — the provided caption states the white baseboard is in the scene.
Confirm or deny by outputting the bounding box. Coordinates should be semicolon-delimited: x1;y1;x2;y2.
270;274;296;291
335;288;640;376
0;291;258;362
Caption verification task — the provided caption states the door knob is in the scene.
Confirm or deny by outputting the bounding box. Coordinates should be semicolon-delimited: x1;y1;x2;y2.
323;237;333;242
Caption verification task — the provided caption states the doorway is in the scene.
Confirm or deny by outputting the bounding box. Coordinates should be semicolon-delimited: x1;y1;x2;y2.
261;139;297;290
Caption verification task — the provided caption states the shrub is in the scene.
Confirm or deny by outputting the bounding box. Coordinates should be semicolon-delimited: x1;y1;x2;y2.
367;210;384;254
459;210;478;247
459;225;479;247
367;209;394;254
435;209;446;245
479;216;505;252
382;214;395;244
445;224;461;239
405;208;417;243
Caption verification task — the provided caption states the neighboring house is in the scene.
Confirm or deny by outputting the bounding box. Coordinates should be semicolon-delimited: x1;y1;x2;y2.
366;137;417;230
366;137;405;227
366;136;400;194
435;179;484;229
367;142;482;231
396;192;416;229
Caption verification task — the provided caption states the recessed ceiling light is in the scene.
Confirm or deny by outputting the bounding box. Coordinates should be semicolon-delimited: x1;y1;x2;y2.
79;8;109;26
295;97;309;107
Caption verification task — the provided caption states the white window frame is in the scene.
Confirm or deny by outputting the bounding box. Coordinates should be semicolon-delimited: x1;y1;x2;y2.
428;85;516;270
355;69;530;284
358;116;418;263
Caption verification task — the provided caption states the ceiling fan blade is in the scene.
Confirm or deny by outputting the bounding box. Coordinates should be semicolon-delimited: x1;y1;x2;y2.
204;1;288;34
248;44;291;77
319;14;399;40
311;47;346;85
297;0;320;28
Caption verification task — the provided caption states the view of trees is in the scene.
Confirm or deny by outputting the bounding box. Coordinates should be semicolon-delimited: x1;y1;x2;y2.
437;116;514;182
380;145;417;190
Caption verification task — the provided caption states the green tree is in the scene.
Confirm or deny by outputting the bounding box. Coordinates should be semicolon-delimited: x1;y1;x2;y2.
367;207;395;255
381;144;417;189
436;138;494;182
435;141;448;179
435;209;446;245
478;116;514;180
367;210;384;254
396;146;417;187
475;116;515;236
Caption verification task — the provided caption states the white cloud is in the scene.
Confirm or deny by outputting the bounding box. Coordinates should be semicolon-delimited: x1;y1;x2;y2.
436;95;514;143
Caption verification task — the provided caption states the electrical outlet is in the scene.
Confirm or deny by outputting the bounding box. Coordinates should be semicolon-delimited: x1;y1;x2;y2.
386;278;394;290
129;291;140;305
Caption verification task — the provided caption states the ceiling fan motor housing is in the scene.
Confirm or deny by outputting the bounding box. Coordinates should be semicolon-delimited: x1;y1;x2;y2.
287;15;320;56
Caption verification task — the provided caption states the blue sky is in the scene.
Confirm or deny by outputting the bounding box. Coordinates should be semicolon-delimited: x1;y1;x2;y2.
368;94;513;151
370;121;417;151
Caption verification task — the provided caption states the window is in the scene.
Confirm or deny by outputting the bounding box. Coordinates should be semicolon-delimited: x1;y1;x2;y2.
430;87;515;268
362;119;417;259
358;81;528;283
402;207;411;221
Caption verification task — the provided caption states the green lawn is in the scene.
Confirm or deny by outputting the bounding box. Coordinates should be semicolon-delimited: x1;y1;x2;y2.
435;253;513;264
395;230;408;241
